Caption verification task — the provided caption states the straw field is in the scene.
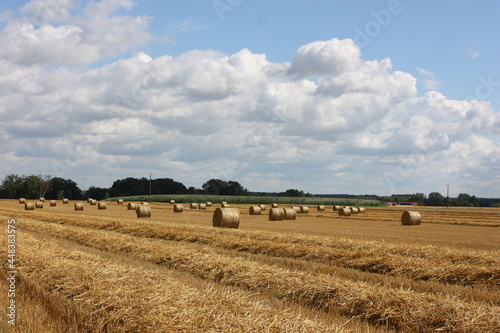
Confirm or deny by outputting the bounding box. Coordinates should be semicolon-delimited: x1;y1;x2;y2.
0;199;499;332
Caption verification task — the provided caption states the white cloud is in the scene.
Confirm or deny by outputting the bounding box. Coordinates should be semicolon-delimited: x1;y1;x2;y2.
416;67;440;90
460;47;480;59
0;0;152;65
0;7;498;196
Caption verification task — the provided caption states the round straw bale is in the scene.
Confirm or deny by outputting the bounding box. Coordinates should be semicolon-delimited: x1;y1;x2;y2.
190;203;199;209
198;203;207;210
271;203;278;208
89;199;97;205
127;203;136;210
39;197;45;202
292;206;301;213
141;202;149;206
357;207;366;213
136;204;152;218
259;204;267;211
35;202;43;209
317;205;325;211
117;199;124;204
206;202;212;207
283;208;297;220
338;207;351;216
87;198;92;203
401;211;421;225
98;202;107;210
333;205;342;211
63;198;69;204
300;206;309;213
268;207;284;221
19;198;25;204
221;202;229;208
212;207;240;228
25;202;34;210
74;203;84;211
350;207;359;214
50;200;57;207
249;205;262;215
169;200;175;204
173;204;184;212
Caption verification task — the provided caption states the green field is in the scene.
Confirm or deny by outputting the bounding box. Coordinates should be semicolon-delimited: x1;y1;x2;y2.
104;194;383;206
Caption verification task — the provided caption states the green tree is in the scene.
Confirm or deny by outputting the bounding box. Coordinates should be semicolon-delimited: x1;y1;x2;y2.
0;174;24;198
44;177;81;200
426;192;445;206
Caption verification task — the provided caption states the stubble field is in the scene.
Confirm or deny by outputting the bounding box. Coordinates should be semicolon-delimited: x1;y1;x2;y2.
1;199;499;332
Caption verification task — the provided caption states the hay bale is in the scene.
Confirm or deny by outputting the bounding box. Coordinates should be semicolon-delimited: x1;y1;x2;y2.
98;202;107;210
25;202;34;210
74;203;83;211
169;200;175;204
206;202;212;207
401;211;421;225
271;203;278;208
292;206;301;213
198;203;207;210
117;199;124;204
19;198;25;204
87;198;92;203
50;200;57;207
127;203;137;210
173;204;184;212
221;202;229;208
333;205;342;211
268;208;284;221
349;207;359;214
212;207;240;228
338;207;351;216
300;206;309;213
317;205;325;211
283;208;297;220
136;205;152;218
35;202;43;209
89;199;97;205
63;198;69;204
249;206;262;215
39;197;45;202
190;203;199;209
259;204;267;211
141;202;149;206
357;207;366;213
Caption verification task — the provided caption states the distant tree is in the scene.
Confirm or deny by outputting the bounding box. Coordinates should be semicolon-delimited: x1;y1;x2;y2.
151;178;188;195
456;193;472;207
44;177;81;200
110;177;149;197
408;193;426;205
426;192;445;206
86;186;109;201
202;179;248;196
0;174;24;198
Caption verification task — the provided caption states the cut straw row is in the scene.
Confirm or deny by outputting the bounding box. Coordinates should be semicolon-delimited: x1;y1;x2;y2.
18;217;500;332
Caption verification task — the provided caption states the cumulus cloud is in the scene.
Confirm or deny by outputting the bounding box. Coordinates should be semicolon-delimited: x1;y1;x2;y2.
0;4;498;196
0;0;152;65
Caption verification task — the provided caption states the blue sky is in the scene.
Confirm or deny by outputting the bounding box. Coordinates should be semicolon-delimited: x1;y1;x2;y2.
0;0;498;197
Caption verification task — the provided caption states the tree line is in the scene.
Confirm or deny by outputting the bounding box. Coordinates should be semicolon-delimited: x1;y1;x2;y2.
0;174;498;207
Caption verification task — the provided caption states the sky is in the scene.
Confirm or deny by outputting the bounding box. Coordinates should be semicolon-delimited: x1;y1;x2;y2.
0;0;499;197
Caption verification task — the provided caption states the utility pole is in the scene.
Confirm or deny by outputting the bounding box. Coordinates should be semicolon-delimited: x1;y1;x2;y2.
445;184;451;208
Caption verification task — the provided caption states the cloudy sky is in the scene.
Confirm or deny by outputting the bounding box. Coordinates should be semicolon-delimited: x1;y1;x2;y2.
0;0;499;197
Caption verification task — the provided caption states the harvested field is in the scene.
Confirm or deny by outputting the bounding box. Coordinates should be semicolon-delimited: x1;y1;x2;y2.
0;199;499;332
